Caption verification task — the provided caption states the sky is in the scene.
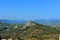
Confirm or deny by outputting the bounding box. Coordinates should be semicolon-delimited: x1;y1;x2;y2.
0;0;60;20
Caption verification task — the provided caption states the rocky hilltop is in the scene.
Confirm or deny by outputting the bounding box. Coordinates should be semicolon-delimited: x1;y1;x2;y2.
0;20;60;40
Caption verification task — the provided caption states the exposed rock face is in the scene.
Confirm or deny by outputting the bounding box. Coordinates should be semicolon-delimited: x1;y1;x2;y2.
14;25;18;29
25;20;36;27
22;20;36;30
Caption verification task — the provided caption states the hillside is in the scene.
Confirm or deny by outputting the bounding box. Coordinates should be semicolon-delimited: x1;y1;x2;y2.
0;20;60;40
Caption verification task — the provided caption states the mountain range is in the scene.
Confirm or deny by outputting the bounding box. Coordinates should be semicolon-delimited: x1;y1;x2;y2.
0;19;60;26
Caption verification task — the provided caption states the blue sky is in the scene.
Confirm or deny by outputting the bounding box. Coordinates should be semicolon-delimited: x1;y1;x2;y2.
0;0;60;20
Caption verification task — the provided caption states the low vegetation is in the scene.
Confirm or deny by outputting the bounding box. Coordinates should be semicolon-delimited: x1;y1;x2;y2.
0;20;60;40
